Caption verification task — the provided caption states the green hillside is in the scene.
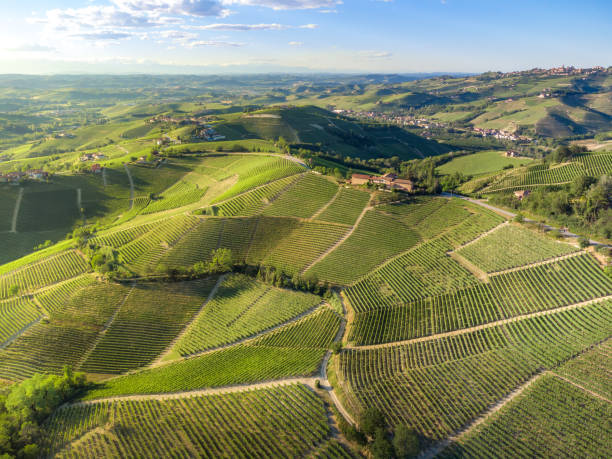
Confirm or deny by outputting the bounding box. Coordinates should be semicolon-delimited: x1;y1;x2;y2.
0;75;610;459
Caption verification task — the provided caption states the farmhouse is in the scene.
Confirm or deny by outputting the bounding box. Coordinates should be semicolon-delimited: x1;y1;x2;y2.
514;189;531;200
350;173;372;186
350;173;413;192
505;150;520;157
91;164;102;174
26;170;48;180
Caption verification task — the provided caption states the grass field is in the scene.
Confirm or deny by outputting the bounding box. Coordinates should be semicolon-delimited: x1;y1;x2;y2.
437;151;532;176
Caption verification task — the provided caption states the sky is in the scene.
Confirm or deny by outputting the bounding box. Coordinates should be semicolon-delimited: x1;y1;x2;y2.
0;0;611;74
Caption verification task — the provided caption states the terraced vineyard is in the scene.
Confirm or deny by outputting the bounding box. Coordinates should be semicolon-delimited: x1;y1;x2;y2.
456;223;579;272
80;279;217;374
348;253;612;344
441;374;612;458
0;297;41;346
84;306;339;399
483;152;612;192
216;175;301;216
339;300;612;441
174;274;321;355
141;180;207;214
307;210;421;285
316;187;370;226
45;384;331;458
0;250;90;299
262;172;338;218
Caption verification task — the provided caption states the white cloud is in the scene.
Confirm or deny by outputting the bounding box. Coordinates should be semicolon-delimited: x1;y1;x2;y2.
299;23;318;29
187;39;245;47
221;0;340;10
359;50;392;59
288;41;303;46
191;23;288;30
111;0;230;17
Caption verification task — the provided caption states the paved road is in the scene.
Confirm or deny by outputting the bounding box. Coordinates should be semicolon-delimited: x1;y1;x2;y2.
441;192;609;247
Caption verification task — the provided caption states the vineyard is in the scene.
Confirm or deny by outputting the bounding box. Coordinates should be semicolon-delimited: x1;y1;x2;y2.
455;224;579;272
141;180;207;214
262;172;338;219
441;374;612;458
45;384;332;458
174;274;321;355
0;250;90;299
482;152;612;192
316;187;370;226
84;306;339;399
80;279;217;374
348;252;612;344
306;210;421;285
0;147;609;459
339;299;612;441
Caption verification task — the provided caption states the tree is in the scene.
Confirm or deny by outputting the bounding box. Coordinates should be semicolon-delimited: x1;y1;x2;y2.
208;248;232;273
393;424;420;459
370;428;394;459
331;341;343;354
360;407;386;437
8;285;19;297
578;236;590;249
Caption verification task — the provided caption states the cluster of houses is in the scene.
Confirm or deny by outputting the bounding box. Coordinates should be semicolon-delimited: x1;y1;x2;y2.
0;170;49;183
80;152;107;162
147;115;209;126
473;128;527;142
194;126;226;141
336;109;531;143
350;172;413;192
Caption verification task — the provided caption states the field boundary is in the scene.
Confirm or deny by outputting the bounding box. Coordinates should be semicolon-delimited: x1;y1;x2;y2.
550;372;611;403
10;188;23;234
418;371;546;459
76;284;136;370
124;164;134;210
487;250;585;277
348;293;612;350
152;274;226;366
310;185;342;221
301;199;373;275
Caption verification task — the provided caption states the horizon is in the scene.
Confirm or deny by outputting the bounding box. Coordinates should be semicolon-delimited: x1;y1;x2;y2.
1;0;611;74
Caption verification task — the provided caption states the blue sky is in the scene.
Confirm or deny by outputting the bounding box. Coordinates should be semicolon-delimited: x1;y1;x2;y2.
0;0;610;74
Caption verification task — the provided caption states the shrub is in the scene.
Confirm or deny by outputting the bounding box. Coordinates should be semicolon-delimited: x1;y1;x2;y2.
393;424;420;459
578;236;590;249
331;341;343;354
370;428;394;459
361;407;386;437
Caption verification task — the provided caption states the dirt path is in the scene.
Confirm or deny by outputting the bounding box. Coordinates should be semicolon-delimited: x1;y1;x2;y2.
10;188;23;233
551;372;611;403
349;294;612;351
124;164;135;210
0;316;42;350
151;274;224;366
301;201;373;275
311;186;342;221
488;250;586;277
70;377;319;407
441;192;609;247
418;371;545;459
448;251;488;282
160;302;327;365
451;221;508;251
